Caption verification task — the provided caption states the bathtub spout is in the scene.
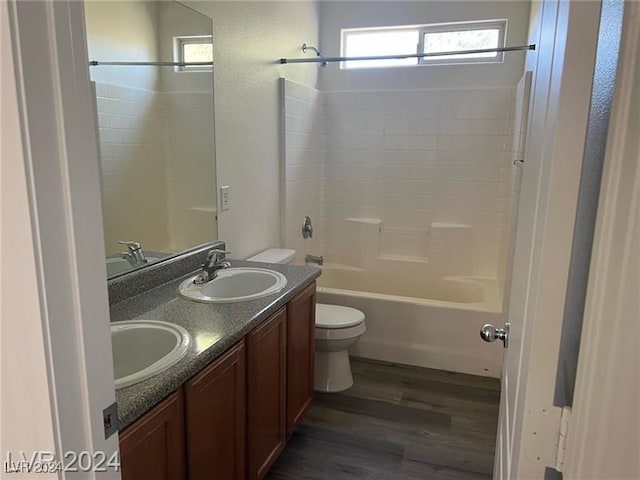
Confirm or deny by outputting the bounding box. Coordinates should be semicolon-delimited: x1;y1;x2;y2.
305;254;324;266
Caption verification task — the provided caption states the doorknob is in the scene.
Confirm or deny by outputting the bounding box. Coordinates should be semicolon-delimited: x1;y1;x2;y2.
480;323;509;348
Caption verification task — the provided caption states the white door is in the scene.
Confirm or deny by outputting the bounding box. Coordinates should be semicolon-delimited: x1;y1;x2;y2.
488;1;604;478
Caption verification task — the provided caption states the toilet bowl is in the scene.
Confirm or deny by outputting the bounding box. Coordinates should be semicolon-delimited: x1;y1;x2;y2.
315;304;366;392
246;248;366;393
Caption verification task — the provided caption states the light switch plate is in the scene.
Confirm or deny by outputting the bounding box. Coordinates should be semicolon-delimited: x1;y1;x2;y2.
220;185;231;211
103;402;119;439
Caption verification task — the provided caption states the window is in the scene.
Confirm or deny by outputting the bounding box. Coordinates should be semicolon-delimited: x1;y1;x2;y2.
341;20;506;69
174;35;213;72
418;21;506;64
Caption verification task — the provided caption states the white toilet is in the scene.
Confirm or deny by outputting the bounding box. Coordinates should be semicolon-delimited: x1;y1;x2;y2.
246;248;366;393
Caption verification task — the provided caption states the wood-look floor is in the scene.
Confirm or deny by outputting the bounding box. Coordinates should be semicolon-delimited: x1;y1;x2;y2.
267;358;500;480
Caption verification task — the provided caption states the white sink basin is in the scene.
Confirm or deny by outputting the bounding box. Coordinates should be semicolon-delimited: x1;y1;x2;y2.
106;257;159;276
179;267;287;303
111;320;191;389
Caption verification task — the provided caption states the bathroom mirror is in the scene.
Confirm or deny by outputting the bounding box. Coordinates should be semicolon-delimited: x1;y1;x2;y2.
84;0;218;278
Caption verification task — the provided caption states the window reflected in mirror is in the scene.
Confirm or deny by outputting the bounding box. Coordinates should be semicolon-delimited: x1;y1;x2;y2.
84;1;218;278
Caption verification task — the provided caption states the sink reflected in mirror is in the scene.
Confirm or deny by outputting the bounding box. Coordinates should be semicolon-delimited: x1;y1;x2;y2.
106;256;161;277
111;320;191;389
179;267;288;303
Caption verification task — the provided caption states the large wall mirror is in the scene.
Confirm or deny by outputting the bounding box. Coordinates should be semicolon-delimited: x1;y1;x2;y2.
84;0;218;278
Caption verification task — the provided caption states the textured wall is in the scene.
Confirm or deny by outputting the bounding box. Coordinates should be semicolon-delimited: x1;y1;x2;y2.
186;1;320;259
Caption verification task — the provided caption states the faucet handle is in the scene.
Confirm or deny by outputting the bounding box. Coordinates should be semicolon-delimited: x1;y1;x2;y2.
206;249;231;263
118;240;141;251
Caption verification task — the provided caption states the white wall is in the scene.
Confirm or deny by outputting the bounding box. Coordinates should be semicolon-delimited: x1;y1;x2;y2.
165;90;218;251
318;1;531;91
186;0;320;259
84;1;160;90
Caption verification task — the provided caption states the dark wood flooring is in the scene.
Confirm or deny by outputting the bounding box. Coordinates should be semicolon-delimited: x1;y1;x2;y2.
267;358;500;480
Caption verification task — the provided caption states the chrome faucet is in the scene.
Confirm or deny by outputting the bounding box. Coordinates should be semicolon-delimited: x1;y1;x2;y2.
118;241;147;267
305;254;324;266
194;249;232;284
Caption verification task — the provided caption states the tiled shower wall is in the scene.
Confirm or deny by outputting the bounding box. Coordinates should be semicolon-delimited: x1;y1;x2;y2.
96;83;216;256
282;79;326;264
322;88;515;279
95;83;170;255
283;79;516;281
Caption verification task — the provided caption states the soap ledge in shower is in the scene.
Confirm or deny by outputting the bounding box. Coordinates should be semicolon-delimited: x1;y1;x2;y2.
377;254;429;264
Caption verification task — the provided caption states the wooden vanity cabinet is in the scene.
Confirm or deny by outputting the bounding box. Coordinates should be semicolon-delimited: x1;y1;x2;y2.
185;340;246;480
286;281;316;436
119;282;317;480
247;307;287;480
119;390;186;480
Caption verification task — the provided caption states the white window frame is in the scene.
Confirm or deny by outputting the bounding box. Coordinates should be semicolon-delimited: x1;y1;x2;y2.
340;19;507;70
174;35;213;72
417;20;507;65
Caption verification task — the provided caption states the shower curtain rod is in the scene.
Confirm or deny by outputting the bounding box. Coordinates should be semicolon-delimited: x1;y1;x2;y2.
279;44;535;64
89;61;213;67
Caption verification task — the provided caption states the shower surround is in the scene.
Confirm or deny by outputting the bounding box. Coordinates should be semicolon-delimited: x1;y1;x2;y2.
282;78;521;376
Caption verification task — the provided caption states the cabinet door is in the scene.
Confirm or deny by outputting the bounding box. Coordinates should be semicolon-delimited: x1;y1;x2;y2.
286;282;316;436
247;307;287;480
185;341;246;480
120;390;186;480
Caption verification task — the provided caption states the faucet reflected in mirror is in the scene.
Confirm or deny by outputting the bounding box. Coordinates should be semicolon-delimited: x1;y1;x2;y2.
118;241;148;268
84;0;218;279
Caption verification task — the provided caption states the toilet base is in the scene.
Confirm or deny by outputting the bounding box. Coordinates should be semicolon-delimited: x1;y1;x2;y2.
314;350;354;392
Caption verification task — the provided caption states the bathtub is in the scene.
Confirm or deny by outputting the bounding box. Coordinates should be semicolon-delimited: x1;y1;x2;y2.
316;264;505;378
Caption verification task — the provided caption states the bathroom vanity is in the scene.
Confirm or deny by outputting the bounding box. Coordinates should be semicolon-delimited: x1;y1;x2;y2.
108;245;319;480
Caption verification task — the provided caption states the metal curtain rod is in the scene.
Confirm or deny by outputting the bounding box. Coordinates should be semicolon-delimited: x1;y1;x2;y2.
89;61;213;67
279;44;535;65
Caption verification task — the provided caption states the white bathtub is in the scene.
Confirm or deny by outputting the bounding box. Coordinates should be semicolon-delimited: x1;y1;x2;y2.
316;265;505;378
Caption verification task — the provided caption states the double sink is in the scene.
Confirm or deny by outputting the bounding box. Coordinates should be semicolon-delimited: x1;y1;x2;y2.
112;267;287;388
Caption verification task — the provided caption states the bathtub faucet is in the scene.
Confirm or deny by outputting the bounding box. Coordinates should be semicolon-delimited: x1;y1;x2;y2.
305;254;324;266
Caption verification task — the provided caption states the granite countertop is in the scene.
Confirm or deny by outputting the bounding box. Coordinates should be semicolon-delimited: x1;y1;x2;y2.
111;260;321;430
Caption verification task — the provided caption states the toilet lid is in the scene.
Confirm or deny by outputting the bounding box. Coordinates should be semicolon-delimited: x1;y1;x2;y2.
316;304;365;329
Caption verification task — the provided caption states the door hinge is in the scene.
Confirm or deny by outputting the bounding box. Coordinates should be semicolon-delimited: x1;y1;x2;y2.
554;406;572;472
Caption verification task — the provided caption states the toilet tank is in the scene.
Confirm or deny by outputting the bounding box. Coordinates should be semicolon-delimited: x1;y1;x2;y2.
246;248;296;264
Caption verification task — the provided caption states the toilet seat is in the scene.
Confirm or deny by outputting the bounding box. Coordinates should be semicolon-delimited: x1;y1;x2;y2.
316;304;365;329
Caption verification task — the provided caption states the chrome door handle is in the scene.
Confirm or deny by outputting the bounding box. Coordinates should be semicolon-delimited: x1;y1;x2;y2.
480;323;509;348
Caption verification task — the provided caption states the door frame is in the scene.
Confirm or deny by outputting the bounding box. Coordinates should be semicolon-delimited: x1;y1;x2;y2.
3;0;119;476
564;2;640;477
